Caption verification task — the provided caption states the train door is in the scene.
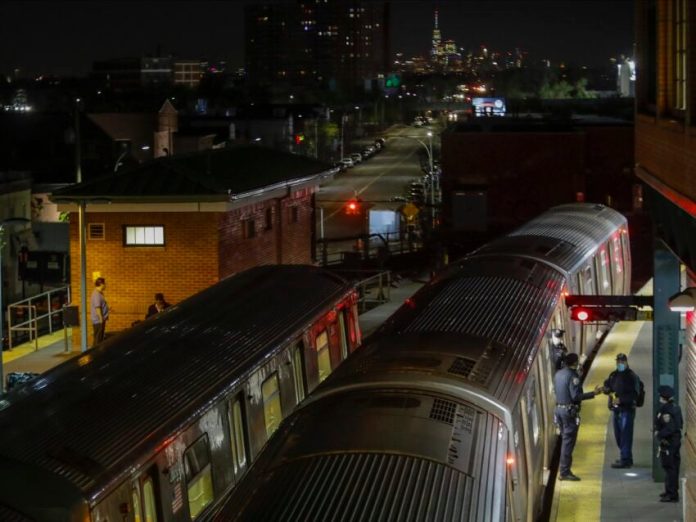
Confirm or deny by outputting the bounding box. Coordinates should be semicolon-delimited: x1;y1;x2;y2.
183;435;215;520
577;265;596;355
520;374;544;519
338;311;349;360
595;244;612;296
292;343;307;404
535;347;554;487
261;373;283;438
609;233;625;295
227;394;249;482
315;330;332;382
507;406;527;521
131;467;160;522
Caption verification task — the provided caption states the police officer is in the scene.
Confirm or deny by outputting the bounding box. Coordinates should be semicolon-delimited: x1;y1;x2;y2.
602;353;643;468
654;385;682;502
554;352;602;481
550;329;568;371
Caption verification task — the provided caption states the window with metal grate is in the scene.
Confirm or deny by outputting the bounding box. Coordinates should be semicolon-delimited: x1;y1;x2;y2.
430;398;456;425
448;357;476;377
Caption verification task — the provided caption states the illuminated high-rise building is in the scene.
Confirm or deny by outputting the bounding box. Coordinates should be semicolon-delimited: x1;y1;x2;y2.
245;1;390;94
431;8;442;61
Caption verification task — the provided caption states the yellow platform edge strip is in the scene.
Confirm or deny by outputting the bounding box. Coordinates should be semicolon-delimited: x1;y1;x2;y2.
1;330;69;364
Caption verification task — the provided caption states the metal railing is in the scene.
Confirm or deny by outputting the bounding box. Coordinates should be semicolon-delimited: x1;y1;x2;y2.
7;286;71;350
329;269;391;313
355;270;391;313
318;232;423;267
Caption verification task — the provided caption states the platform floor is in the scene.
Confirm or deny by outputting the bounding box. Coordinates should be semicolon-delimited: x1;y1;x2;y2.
2;329;79;375
552;284;683;521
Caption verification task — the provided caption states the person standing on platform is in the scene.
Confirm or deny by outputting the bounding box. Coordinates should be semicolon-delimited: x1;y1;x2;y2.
654;385;683;503
90;277;109;346
554;353;602;481
602;353;644;468
550;329;568;370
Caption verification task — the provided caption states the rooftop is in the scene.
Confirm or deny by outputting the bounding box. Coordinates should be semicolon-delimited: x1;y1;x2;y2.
50;144;334;202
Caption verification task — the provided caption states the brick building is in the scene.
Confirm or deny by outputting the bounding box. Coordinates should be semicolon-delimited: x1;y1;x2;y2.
440;117;635;237
635;0;696;513
51;145;335;339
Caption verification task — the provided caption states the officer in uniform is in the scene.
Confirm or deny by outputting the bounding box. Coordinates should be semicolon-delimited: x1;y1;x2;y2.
654;385;683;502
602;353;643;468
550;329;568;371
554;352;602;481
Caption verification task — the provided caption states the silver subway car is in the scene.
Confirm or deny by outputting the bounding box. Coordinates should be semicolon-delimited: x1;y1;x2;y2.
210;204;630;522
0;265;361;522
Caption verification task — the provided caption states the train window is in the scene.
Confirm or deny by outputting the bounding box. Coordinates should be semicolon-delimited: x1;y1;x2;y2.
316;330;331;382
292;345;306;403
184;435;214;519
596;247;611;295
228;396;248;474
262;373;282;437
610;235;624;294
142;477;158;522
338;311;348;359
581;266;594;294
529;378;540;446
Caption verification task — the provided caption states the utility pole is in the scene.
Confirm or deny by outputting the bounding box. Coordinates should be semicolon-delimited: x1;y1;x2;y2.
339;114;346;160
75;98;88;353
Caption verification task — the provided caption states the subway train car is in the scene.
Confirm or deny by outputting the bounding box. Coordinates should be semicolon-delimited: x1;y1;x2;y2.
209;204;630;522
0;265;361;522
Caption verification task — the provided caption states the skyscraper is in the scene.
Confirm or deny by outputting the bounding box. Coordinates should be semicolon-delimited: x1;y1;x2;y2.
245;1;390;96
431;8;442;62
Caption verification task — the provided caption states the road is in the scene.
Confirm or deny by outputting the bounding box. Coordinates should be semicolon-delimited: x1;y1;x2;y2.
316;125;439;244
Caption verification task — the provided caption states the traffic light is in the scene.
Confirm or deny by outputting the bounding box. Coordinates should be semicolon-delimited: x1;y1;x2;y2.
345;198;362;216
294;133;305;145
570;306;638;322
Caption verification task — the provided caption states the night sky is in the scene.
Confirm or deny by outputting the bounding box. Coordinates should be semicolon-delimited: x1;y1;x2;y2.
1;1;633;77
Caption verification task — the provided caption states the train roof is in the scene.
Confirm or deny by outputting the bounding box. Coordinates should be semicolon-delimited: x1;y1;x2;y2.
472;203;627;274
364;254;565;409
214;389;506;522
0;265;353;501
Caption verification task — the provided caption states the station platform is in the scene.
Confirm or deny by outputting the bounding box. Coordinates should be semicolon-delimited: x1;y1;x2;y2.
551;283;683;521
2;330;79;375
1;276;426;382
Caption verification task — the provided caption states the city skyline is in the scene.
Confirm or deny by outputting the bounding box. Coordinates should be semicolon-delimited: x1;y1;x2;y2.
1;1;633;78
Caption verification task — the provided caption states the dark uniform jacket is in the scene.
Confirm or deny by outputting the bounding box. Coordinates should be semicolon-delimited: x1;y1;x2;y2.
604;368;641;410
552;345;568;371
554;367;594;408
655;401;683;445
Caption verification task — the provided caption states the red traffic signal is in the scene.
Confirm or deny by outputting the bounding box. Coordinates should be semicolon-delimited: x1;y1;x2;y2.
570;306;638;322
345;198;362;216
571;307;591;321
294;133;305;145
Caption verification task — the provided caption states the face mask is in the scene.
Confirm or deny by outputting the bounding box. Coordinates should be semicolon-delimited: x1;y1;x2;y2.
552;337;562;347
617;363;626;372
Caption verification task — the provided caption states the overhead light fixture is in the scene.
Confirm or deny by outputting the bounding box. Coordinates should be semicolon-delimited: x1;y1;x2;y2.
668;287;696;312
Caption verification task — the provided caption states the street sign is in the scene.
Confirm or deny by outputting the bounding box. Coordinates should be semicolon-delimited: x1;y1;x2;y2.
401;203;420;221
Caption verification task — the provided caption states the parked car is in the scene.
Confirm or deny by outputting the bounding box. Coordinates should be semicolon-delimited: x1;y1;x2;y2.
340;157;354;168
375;138;386;149
350;153;363;164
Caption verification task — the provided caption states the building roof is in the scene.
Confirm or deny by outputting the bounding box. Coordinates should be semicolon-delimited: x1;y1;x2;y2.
50;145;334;203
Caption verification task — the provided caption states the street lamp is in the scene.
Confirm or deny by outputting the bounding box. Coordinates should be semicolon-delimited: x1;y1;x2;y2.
392;132;436;228
0;217;30;392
